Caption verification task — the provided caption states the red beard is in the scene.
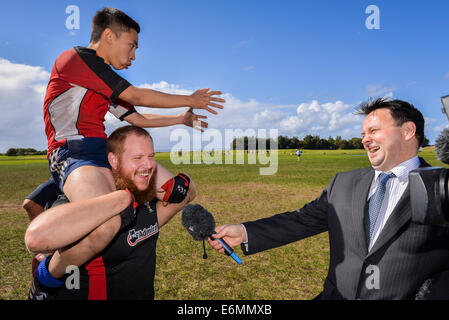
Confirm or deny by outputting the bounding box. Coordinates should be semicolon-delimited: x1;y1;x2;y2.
113;165;156;205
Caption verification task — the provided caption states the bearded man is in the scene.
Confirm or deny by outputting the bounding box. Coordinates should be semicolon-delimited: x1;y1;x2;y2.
25;125;195;299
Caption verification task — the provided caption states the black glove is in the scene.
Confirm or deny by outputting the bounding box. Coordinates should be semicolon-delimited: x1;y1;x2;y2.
161;173;191;203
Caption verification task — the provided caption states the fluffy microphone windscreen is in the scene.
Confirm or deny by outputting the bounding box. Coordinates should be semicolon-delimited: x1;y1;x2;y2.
435;128;449;165
182;204;216;241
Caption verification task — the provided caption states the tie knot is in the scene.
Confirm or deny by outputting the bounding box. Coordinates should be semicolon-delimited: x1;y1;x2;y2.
378;172;395;185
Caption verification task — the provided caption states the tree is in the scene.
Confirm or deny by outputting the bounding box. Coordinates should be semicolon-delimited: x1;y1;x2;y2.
303;135;321;149
277;136;290;150
349;137;363;149
327;136;336;150
317;138;330;149
334;136;344;149
6;148;17;156
340;140;354;149
290;136;301;149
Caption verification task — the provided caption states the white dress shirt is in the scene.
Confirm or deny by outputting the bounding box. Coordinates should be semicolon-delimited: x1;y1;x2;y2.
367;156;420;251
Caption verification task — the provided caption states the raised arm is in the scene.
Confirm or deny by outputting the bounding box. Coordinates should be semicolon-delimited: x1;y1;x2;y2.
118;86;225;114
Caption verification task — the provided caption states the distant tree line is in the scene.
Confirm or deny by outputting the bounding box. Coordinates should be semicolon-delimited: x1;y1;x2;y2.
278;135;364;150
230;135;363;150
4;148;47;156
230;137;277;150
231;134;430;150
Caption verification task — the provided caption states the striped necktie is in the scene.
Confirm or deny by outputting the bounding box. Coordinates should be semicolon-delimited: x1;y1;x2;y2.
366;172;395;244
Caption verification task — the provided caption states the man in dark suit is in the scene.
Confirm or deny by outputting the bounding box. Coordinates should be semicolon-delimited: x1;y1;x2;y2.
208;97;449;299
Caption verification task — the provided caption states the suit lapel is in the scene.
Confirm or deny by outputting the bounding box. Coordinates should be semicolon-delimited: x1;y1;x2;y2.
352;169;374;256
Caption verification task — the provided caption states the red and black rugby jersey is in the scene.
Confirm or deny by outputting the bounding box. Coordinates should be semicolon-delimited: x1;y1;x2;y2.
55;201;159;300
44;46;136;157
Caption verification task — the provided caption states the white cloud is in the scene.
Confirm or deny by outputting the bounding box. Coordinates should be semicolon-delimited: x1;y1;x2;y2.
280;100;363;138
0;58;50;152
0;59;368;153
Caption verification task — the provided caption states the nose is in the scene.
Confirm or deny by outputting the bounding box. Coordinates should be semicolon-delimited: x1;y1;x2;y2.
362;134;371;147
142;157;154;169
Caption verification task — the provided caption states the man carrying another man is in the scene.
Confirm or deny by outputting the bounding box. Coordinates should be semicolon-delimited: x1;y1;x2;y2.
25;125;195;299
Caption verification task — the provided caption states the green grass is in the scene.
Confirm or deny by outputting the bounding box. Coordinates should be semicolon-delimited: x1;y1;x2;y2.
0;147;445;299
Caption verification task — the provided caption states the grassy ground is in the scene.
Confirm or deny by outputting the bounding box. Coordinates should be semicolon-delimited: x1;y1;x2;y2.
0;147;444;299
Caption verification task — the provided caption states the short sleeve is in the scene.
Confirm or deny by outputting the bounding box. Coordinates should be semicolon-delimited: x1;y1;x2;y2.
109;99;137;121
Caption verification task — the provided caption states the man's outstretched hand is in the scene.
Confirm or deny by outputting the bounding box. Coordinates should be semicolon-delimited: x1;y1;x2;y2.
189;88;225;115
181;108;208;132
207;224;246;254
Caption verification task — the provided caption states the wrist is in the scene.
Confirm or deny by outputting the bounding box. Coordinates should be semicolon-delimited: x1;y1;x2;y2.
122;189;135;208
239;224;248;243
176;112;185;125
185;95;194;107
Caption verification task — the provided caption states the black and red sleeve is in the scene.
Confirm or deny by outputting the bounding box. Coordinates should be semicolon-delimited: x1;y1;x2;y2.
109;98;137;121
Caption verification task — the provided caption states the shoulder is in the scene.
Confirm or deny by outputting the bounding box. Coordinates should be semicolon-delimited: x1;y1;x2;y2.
53;47;87;70
338;166;373;177
322;167;373;199
55;46;108;70
53;48;77;64
329;166;373;187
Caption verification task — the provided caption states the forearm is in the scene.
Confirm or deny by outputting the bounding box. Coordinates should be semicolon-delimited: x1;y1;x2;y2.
125;112;183;128
25;190;131;253
242;199;329;255
121;86;192;109
48;216;121;278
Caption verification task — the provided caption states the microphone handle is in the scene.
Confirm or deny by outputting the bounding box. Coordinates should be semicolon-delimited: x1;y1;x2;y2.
211;232;242;265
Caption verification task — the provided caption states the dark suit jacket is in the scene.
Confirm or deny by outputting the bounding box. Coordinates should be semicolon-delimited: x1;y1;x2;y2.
242;158;449;299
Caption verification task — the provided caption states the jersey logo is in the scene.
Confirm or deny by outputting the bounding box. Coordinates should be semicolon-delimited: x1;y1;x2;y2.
127;223;158;247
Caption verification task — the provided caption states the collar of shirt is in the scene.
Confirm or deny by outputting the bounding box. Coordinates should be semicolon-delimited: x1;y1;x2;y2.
373;155;420;186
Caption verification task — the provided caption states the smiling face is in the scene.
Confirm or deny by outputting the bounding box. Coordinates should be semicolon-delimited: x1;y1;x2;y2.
361;108;417;172
110;133;156;192
106;28;138;70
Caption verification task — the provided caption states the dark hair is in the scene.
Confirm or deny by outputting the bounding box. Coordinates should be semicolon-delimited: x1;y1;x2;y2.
90;7;140;43
355;97;425;147
107;125;152;156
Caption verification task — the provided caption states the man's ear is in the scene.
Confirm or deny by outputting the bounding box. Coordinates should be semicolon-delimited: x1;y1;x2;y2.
102;28;116;45
401;121;417;142
108;152;118;170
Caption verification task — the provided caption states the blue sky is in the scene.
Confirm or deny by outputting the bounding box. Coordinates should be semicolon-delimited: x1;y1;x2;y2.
1;0;449;152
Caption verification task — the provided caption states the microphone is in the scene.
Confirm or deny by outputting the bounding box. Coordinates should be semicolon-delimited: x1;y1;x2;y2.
435;128;449;165
182;204;242;264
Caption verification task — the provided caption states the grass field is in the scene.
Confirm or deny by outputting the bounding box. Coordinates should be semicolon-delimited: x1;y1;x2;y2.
0;147;445;300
